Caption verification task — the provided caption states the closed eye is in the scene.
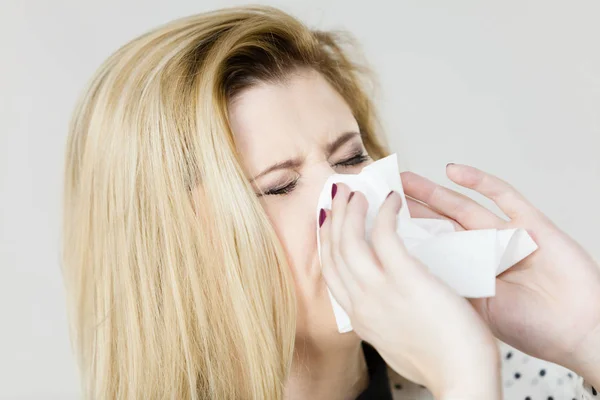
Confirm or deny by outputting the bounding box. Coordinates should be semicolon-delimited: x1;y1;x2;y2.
262;178;299;196
333;151;370;168
260;151;370;197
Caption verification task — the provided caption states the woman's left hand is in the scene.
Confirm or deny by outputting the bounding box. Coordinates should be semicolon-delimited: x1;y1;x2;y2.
400;164;600;385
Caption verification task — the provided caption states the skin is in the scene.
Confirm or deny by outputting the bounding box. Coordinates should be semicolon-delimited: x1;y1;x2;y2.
319;187;502;399
230;68;373;400
400;167;600;386
228;68;600;399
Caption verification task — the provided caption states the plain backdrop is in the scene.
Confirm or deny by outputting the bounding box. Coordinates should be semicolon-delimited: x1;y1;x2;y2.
1;0;599;398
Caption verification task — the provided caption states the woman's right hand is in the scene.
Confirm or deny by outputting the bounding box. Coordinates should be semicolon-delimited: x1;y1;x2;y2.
318;183;502;400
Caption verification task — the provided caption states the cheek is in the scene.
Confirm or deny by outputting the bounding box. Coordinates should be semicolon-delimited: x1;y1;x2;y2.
262;196;343;340
262;197;319;283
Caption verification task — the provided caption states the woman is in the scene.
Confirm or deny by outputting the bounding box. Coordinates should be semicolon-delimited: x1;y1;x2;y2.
62;5;600;399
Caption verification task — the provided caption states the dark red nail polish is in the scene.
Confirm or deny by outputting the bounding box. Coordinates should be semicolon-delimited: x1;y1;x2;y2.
331;183;337;199
348;191;355;202
319;208;326;227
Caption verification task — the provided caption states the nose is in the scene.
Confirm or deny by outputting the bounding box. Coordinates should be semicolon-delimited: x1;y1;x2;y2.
306;161;340;217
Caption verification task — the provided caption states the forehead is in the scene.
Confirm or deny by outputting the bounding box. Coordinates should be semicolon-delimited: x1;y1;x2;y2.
228;69;359;173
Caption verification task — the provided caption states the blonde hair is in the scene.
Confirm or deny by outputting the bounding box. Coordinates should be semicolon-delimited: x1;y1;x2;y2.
62;5;389;399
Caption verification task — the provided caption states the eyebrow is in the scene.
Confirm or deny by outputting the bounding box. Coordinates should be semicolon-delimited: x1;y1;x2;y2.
250;131;361;182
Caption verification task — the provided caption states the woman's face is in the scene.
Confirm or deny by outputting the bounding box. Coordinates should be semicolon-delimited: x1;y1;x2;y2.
229;69;373;346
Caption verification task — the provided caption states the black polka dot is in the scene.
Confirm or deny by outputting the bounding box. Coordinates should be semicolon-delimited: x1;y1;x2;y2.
506;351;513;359
539;369;546;377
525;397;531;400
514;372;521;379
548;397;553;400
568;372;573;378
592;385;597;395
394;383;402;390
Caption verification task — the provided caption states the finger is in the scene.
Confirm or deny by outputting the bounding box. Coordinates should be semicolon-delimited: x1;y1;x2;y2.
445;164;535;220
318;208;352;312
405;196;465;231
401;171;506;230
371;191;421;277
329;184;364;292
330;182;351;259
339;190;385;287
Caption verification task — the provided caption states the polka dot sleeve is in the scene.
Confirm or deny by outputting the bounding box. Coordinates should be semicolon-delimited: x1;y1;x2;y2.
578;376;598;399
386;341;593;400
499;342;582;400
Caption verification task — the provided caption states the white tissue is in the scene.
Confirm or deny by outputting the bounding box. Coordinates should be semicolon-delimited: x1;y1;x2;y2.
316;154;538;333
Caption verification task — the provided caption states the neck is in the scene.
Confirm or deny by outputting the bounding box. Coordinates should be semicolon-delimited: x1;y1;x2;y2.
285;339;369;400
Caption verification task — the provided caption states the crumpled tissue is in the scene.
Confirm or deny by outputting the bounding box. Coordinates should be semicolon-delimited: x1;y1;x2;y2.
316;154;538;333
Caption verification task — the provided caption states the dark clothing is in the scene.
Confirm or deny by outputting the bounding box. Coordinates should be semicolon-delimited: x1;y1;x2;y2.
355;342;393;400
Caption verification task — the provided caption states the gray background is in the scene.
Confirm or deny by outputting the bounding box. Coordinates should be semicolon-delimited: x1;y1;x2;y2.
1;0;599;398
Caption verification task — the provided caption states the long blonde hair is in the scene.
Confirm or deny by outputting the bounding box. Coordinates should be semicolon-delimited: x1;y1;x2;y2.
62;5;389;399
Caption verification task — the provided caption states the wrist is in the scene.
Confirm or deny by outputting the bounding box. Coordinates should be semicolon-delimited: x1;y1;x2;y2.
436;342;502;400
438;374;502;400
569;324;600;389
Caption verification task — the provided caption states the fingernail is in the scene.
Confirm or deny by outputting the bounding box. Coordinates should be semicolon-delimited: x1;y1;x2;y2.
386;190;394;199
446;163;455;168
319;208;326;227
348;191;355;202
331;183;337;199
